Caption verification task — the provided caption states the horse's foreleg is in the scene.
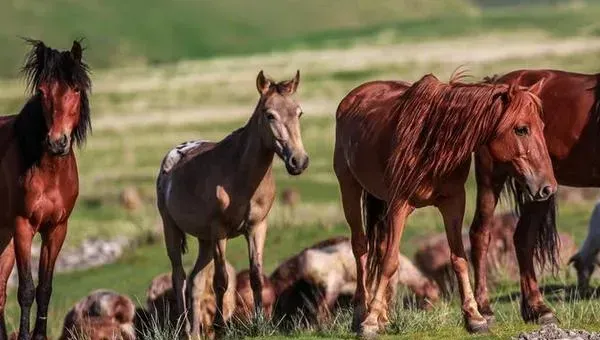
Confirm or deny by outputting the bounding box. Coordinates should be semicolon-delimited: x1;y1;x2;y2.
514;201;556;324
213;239;229;335
187;239;213;337
469;150;505;322
245;220;266;317
335;159;369;332
439;189;488;334
32;222;67;340
0;230;15;340
14;217;35;340
361;202;411;337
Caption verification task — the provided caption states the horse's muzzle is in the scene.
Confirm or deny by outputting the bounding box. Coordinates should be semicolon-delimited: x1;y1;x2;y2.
46;134;71;156
285;153;309;176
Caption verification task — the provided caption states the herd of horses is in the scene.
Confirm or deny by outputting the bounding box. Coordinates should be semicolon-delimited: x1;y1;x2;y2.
0;38;598;339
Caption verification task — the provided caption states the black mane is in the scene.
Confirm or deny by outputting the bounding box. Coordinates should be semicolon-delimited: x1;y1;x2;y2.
15;38;92;169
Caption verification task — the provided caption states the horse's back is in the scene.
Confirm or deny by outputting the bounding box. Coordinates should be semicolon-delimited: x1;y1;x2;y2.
497;69;600;185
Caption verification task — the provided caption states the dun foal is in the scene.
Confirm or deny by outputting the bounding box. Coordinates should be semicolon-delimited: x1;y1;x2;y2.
156;71;308;337
0;39;91;340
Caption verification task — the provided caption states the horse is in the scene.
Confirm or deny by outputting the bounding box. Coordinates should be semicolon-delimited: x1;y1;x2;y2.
0;39;91;340
468;69;600;325
333;73;556;336
270;236;439;327
59;290;136;340
156;70;308;338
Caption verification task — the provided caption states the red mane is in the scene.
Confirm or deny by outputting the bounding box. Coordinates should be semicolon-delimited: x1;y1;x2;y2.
385;73;542;208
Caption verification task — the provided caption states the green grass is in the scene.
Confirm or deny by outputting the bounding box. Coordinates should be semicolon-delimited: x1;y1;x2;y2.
0;1;599;77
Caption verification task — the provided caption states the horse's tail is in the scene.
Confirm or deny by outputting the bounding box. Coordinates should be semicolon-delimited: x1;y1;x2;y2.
503;178;559;272
363;190;388;288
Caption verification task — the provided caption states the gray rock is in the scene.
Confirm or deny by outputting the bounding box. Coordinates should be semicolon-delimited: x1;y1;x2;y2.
515;324;600;340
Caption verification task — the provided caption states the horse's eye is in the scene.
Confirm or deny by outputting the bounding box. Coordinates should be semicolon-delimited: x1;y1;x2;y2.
514;126;529;136
266;113;276;121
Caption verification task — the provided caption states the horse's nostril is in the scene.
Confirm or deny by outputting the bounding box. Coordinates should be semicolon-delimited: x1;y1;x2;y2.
59;135;68;148
541;185;552;198
289;156;298;168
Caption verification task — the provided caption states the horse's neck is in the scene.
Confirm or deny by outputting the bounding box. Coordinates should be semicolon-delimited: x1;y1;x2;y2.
232;114;275;190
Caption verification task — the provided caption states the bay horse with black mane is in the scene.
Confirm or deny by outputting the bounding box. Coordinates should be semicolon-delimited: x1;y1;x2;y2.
0;39;91;340
157;70;308;338
334;73;556;336
469;69;600;326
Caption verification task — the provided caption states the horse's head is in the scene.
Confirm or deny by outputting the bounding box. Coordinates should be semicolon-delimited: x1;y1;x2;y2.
486;80;557;201
23;39;91;156
256;70;309;175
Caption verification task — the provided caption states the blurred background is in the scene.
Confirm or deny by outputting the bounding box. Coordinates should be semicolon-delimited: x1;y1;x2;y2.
0;0;599;337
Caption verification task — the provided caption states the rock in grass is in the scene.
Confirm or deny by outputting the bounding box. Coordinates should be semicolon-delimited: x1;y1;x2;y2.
515;323;600;340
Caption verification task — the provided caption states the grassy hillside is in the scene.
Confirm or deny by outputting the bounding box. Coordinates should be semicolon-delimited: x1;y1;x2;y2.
0;0;473;77
0;1;598;77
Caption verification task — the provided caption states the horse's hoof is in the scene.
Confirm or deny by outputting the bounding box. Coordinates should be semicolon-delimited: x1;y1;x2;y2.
483;313;495;326
359;316;380;339
538;312;558;325
466;318;489;334
359;324;379;339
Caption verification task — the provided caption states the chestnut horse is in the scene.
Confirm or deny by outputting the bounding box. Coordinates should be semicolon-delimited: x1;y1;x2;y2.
334;73;556;336
0;39;91;340
469;69;600;325
156;71;308;338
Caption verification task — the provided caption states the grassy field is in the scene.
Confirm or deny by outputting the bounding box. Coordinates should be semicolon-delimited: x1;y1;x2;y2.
1;2;600;338
0;1;598;77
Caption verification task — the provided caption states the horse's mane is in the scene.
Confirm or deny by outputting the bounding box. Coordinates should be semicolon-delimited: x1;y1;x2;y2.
385;72;541;208
15;38;92;169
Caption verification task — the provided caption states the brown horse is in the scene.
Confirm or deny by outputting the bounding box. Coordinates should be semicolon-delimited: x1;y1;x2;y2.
469;69;600;325
334;73;556;336
156;70;308;338
0;39;91;340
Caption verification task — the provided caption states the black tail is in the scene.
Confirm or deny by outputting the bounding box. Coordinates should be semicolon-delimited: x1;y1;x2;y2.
503;178;559;273
362;190;387;288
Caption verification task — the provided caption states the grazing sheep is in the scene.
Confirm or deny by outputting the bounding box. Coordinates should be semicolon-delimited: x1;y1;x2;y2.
233;270;277;322
59;290;136;340
570;202;600;292
270;236;439;325
415;213;577;296
145;260;236;337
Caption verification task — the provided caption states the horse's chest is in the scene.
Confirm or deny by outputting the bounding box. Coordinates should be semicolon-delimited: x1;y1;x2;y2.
23;177;74;227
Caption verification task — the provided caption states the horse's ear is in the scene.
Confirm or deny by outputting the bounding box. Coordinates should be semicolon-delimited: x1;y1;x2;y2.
256;70;272;95
280;70;300;95
71;40;83;63
528;79;544;97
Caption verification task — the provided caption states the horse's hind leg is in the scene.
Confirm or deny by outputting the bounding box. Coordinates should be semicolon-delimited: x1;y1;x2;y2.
469;151;506;323
213;239;229;336
514;201;556;324
0;228;15;340
438;188;488;334
161;213;188;337
32;222;67;340
333;155;368;332
245;220;267;317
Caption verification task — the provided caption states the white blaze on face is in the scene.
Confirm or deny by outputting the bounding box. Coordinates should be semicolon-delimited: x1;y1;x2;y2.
162;140;206;174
